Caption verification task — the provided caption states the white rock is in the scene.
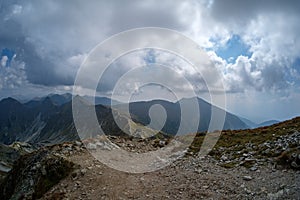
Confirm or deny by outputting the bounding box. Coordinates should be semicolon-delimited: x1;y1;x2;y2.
87;143;97;150
221;155;228;161
75;141;82;146
202;185;209;189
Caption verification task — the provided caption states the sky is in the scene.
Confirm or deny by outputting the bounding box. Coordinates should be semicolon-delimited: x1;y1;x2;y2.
0;0;299;123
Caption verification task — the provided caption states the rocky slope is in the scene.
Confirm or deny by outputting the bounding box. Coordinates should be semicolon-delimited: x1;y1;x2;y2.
0;148;74;200
0;142;35;180
189;117;300;170
0;117;299;199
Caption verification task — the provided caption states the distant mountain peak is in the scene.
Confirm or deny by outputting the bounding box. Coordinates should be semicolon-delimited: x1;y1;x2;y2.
0;97;21;105
72;95;91;106
48;93;72;98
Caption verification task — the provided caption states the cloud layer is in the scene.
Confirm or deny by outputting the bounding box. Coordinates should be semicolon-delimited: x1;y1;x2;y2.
0;0;299;121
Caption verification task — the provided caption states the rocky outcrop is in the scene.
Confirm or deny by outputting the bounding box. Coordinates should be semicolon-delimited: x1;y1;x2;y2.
0;149;74;200
0;142;35;181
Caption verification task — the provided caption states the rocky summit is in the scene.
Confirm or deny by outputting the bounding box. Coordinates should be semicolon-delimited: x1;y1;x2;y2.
0;117;299;199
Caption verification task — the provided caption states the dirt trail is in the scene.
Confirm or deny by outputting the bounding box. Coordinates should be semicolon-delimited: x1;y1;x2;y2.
42;149;300;200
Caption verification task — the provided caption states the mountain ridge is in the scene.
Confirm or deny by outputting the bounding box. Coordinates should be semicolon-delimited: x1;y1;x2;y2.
0;94;284;146
240;117;280;129
114;96;249;135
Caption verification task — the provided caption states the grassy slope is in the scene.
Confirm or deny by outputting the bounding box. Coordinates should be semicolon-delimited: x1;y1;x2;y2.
188;117;300;167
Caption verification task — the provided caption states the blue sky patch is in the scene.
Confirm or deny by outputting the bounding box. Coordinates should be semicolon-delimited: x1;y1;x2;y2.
1;48;15;67
293;57;300;72
143;49;156;64
215;34;252;63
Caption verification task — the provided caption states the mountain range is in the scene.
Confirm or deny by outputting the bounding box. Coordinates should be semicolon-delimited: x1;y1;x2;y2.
115;97;249;134
0;93;280;146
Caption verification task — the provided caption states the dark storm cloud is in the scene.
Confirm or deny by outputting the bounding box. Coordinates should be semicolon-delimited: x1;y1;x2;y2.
0;1;74;86
0;0;190;87
210;0;300;23
108;1;188;33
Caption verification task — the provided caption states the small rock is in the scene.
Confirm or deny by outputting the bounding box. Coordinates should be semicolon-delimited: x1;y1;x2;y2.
41;166;47;176
29;179;34;186
250;166;257;171
261;187;267;192
202;185;209;189
194;168;202;174
103;145;112;151
75;141;82;146
220;155;228;161
87;143;97;150
96;142;104;148
280;184;286;189
71;170;80;179
74;146;81;152
267;189;285;199
75;181;81;186
243;176;253;181
80;168;87;175
291;161;300;169
245;188;251;194
159;140;166;147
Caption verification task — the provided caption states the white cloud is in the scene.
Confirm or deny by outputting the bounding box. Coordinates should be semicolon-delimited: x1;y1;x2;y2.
1;0;299;94
197;3;300;94
0;55;27;89
1;56;8;67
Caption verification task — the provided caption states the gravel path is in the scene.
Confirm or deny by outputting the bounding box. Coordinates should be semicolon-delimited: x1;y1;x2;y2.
42;149;300;200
